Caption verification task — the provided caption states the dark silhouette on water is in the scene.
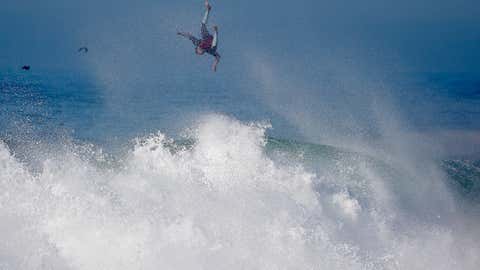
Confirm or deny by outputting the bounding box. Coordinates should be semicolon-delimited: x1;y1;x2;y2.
21;65;30;71
78;47;88;53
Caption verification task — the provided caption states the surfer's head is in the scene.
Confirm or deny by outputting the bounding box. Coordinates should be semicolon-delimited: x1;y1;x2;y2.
195;46;205;55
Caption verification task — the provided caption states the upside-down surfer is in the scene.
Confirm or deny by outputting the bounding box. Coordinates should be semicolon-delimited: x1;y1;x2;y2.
177;0;221;72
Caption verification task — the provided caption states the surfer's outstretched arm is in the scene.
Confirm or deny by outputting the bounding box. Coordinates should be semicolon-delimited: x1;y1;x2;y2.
177;31;201;46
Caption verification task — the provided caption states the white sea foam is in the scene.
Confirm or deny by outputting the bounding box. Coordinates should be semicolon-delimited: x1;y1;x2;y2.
0;114;479;270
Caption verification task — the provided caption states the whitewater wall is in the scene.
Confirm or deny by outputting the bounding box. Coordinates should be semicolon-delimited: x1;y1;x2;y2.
1;114;478;270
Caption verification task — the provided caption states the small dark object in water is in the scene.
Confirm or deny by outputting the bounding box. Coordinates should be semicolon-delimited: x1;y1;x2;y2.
78;47;88;53
21;65;30;71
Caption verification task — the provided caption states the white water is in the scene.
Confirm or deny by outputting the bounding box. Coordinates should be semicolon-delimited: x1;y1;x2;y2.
1;114;479;269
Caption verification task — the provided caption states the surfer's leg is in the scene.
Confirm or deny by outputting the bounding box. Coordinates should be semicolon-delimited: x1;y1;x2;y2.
201;24;210;39
202;1;211;25
212;27;218;48
200;1;211;39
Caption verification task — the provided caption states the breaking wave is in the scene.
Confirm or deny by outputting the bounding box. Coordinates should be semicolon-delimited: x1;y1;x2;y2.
1;114;479;269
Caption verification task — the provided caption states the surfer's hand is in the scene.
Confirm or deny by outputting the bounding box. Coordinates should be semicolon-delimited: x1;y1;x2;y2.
205;0;211;10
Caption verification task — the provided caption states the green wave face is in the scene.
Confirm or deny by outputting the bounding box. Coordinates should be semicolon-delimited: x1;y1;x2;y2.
266;138;480;204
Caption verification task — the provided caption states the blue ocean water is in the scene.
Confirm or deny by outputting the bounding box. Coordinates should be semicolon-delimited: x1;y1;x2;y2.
1;70;479;145
0;70;283;146
1;69;480;269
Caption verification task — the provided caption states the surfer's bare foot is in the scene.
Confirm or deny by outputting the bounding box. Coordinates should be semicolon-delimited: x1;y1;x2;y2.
213;25;218;32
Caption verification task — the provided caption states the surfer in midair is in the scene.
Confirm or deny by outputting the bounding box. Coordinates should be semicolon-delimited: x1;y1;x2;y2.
177;0;221;72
